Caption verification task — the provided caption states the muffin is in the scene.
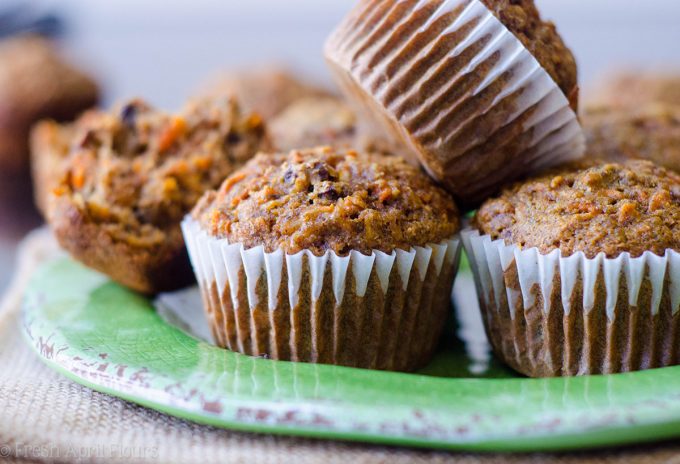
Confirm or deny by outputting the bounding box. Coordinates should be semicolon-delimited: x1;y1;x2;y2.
463;160;680;377
0;36;99;176
183;147;462;371
325;0;584;208
196;66;332;119
270;96;357;151
583;104;680;173
31;119;75;215
586;72;680;109
46;98;271;294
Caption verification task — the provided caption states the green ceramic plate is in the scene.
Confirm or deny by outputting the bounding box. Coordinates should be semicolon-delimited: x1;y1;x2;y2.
21;257;680;452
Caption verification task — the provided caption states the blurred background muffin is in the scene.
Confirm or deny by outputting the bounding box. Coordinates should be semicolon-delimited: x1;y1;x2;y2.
195;66;332;120
0;22;99;237
585;71;680;109
0;36;99;175
269;96;357;151
583;70;680;173
583;104;680;173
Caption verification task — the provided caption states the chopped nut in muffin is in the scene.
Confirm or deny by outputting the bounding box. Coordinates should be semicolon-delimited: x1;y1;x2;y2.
47;97;271;293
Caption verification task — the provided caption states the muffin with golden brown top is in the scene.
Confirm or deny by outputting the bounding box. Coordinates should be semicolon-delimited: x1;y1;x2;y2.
47;98;271;294
184;147;462;371
464;160;680;377
583;103;680;173
195;147;460;254
0;36;99;175
270;97;357;151
475;160;680;258
196;66;332;119
325;0;584;208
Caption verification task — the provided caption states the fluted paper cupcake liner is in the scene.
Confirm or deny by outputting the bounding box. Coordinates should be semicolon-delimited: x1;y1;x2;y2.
325;0;585;207
461;230;680;377
182;218;462;372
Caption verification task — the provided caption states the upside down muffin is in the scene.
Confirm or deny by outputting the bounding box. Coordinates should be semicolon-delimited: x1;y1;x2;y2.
479;0;579;108
325;0;583;208
46;98;271;293
467;160;680;377
185;147;462;371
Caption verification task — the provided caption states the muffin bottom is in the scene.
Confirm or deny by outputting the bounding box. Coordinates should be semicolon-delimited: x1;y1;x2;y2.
202;256;456;372
184;220;462;372
50;198;194;294
484;269;680;377
463;230;680;377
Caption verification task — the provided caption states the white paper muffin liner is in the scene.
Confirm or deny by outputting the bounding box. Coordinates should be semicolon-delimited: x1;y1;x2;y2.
325;0;585;207
182;218;462;372
461;229;680;377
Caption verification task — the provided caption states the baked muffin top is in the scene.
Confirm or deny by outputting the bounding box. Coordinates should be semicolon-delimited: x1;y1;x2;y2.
584;104;680;173
473;160;680;258
480;0;578;109
51;98;270;246
270;97;357;151
194;147;460;256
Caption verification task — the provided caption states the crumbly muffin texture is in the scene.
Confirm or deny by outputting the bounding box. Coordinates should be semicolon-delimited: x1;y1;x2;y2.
474;160;680;258
52;98;269;238
480;0;578;109
584;104;680;173
47;97;270;292
194;147;460;256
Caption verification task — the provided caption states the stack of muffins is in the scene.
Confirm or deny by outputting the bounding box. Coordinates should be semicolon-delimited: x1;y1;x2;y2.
36;0;680;377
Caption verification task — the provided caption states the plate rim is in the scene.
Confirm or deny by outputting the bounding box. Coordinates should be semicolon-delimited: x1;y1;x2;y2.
21;257;680;453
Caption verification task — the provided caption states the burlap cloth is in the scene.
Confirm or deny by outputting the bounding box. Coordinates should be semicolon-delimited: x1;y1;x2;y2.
1;231;680;464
